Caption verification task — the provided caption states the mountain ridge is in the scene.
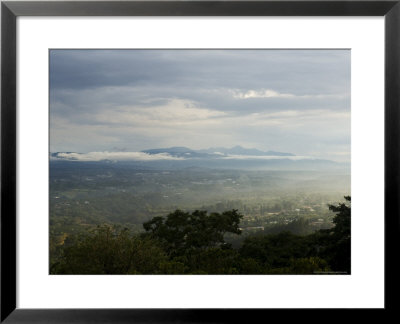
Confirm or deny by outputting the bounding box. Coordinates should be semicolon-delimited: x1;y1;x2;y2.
142;145;295;158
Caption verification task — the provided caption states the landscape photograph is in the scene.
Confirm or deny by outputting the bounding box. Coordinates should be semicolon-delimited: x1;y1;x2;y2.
49;49;351;275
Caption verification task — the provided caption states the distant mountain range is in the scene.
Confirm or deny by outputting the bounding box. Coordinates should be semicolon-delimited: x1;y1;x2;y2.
50;146;351;171
141;146;295;159
198;146;294;156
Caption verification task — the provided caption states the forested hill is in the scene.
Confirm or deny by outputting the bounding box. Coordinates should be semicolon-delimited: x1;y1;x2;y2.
50;197;350;275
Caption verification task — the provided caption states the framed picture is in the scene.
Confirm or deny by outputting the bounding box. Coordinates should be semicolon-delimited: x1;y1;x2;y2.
1;0;399;321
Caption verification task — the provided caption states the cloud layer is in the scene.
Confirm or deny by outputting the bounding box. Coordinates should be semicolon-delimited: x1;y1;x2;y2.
50;50;351;162
53;151;184;162
52;151;313;162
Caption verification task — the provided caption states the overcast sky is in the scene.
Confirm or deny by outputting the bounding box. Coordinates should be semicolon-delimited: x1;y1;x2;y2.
50;49;350;162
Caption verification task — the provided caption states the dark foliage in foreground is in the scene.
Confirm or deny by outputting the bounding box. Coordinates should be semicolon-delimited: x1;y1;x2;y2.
143;209;242;257
51;198;350;274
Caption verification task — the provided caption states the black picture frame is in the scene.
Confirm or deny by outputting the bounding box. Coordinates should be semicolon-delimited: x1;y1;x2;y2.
1;0;399;322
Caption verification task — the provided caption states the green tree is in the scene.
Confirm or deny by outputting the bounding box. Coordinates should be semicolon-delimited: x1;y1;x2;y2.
143;209;243;257
175;247;240;274
328;196;351;272
317;196;351;273
329;196;351;239
268;257;330;274
239;231;314;269
52;224;168;274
